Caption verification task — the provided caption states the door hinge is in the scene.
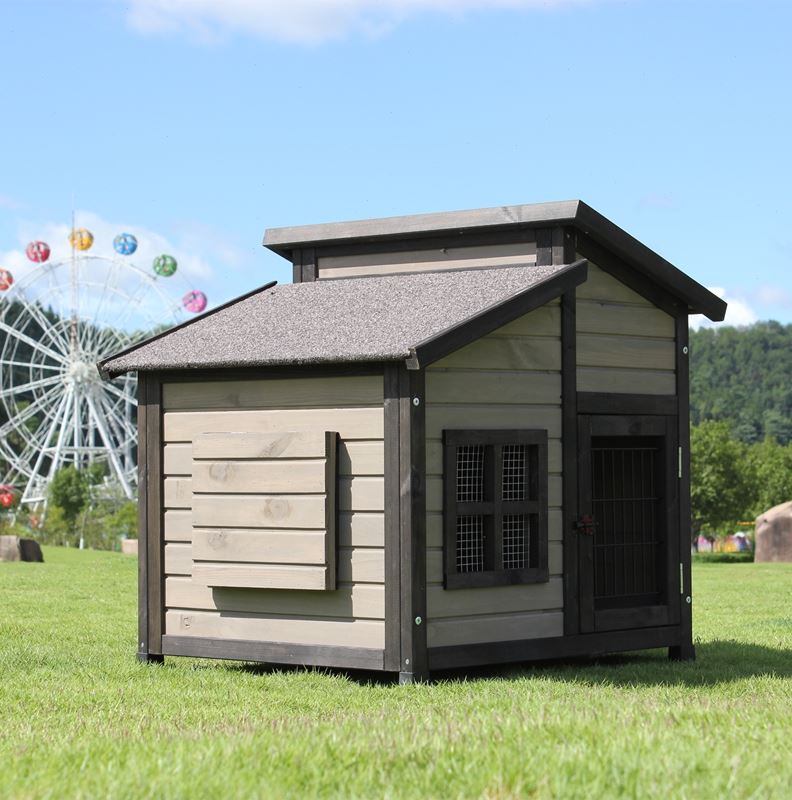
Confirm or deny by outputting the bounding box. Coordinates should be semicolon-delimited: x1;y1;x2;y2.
680;562;684;594
678;446;682;479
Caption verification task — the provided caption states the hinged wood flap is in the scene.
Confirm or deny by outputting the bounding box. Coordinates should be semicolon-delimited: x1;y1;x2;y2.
190;430;338;591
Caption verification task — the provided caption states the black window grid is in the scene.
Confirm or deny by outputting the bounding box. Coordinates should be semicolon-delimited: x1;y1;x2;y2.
443;429;549;590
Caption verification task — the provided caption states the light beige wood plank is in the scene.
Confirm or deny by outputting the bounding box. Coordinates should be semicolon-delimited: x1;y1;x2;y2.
164;509;192;542
577;300;674;338
576;264;653;306
577;367;676;395
427;577;563;618
166;610;385;649
426;406;562;439
433;336;560;371
192;494;326;529
338;513;384;547
425;475;561;513
163;375;382;410
425;438;562;477
164;443;192;476
426;370;561;406
193;563;329;590
426;509;563;549
426;541;562;582
164;477;192;509
338;441;384;476
489;301;560;338
164;408;383;443
338;476;384;512
577;333;676;371
192;459;327;494
193;430;329;460
164;543;192;575
427;610;563;647
318;241;538;278
165;577;385;619
192;529;327;564
338;548;385;584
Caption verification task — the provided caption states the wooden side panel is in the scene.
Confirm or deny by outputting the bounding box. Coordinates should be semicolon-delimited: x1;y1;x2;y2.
424;304;565;645
317;241;537;279
161;374;387;648
577;262;676;395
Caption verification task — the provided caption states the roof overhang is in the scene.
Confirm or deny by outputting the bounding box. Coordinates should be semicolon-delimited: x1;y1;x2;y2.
264;200;726;321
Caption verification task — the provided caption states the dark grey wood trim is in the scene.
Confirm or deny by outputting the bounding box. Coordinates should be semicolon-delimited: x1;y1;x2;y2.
574;202;726;321
99;280;279;379
302;247;317;282
136;373;151;662
575;232;681;318
154;363;385;384
292;249;303;284
383;365;402;672
561;289;579;636
671;314;695;660
145;372;164;657
427;625;683;670
535;228;553;266
577;393;678;416
162;636;385;671
407;260;588;369
313;227;539;262
398;366;428;681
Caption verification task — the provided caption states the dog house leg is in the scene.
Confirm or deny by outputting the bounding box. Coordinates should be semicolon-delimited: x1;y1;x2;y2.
137;652;164;665
668;643;695;661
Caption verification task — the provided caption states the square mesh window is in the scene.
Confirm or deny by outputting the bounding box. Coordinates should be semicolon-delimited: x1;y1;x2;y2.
502;444;527;501
456;515;485;572
502;514;528;569
456;445;485;502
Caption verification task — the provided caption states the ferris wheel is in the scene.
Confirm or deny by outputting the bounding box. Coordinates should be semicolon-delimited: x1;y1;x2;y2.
0;226;208;506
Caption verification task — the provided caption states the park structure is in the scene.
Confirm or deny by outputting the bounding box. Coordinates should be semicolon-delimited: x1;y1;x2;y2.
100;200;726;683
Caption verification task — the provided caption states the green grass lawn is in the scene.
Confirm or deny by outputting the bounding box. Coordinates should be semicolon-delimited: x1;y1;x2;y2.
1;549;791;799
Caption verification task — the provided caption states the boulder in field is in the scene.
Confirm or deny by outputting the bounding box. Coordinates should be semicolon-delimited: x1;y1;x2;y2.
755;501;792;562
19;539;44;562
0;535;20;561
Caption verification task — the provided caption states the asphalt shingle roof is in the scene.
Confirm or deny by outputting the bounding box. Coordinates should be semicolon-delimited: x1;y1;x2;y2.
100;264;577;376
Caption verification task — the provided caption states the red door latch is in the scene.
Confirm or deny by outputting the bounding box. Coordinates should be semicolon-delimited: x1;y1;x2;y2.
574;515;598;536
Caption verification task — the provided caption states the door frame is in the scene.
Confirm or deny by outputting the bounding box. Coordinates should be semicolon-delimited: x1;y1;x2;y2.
577;412;681;634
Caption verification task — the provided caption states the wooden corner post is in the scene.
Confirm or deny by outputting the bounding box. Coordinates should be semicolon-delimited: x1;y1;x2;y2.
386;364;428;683
137;371;164;664
671;315;695;661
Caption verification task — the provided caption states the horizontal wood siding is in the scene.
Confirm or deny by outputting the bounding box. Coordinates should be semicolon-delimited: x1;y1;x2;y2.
317;241;537;280
577;263;676;395
424;303;564;647
162;374;385;651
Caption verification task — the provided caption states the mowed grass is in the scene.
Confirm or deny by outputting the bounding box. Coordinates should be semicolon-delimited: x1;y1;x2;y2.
1;550;791;799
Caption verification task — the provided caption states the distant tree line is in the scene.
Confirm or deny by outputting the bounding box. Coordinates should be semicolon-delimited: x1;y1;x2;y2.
690;322;792;444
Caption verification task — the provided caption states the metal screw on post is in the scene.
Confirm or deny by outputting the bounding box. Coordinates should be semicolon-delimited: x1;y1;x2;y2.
682;346;689;355
412;397;420;407
415;616;422;626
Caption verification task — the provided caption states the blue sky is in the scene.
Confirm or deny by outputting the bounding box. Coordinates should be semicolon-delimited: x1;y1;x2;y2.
1;0;790;327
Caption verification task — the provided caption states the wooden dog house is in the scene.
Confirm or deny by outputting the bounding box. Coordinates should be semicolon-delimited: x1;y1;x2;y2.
100;200;726;682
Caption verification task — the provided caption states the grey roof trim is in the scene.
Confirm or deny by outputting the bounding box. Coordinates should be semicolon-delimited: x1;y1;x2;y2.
263;199;726;321
264;200;579;255
97;280;278;380
407;259;588;369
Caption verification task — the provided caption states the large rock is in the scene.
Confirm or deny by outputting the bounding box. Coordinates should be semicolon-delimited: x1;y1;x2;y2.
0;535;20;561
755;501;792;562
121;538;138;556
19;539;44;562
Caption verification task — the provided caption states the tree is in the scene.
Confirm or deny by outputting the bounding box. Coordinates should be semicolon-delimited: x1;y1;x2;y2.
48;467;90;538
747;438;792;517
690;421;756;540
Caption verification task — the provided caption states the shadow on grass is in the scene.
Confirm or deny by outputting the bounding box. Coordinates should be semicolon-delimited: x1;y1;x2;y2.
432;640;792;688
168;640;792;689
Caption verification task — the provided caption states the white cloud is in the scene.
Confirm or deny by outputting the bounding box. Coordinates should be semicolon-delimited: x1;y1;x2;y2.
126;0;599;44
690;286;758;329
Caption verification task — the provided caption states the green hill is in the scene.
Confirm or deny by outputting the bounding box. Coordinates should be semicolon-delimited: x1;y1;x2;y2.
690;321;792;444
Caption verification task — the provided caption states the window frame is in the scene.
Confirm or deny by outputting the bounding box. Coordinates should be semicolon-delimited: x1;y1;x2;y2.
443;429;549;590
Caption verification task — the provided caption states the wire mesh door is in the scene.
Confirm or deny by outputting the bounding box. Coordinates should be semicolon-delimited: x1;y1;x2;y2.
578;415;680;633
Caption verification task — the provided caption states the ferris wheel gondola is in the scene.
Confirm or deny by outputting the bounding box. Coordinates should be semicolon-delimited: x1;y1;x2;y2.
0;225;208;506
